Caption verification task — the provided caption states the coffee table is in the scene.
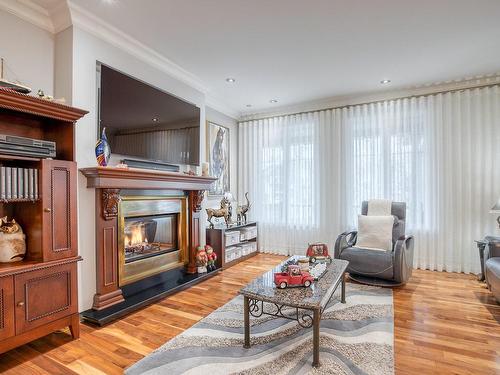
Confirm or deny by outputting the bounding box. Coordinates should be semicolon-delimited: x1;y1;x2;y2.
239;256;349;367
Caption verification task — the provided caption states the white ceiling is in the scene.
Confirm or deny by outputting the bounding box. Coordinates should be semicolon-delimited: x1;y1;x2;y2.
47;0;500;115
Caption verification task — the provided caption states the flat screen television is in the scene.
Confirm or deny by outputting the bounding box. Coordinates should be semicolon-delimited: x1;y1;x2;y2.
97;64;200;166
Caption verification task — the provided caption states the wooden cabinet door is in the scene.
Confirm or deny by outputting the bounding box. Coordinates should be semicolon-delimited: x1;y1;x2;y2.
0;276;14;340
41;159;78;261
14;262;78;334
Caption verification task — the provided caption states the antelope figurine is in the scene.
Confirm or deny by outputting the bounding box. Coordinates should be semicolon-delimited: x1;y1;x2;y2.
237;192;251;224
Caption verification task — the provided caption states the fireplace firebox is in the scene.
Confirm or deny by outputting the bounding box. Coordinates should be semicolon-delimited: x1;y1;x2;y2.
119;197;188;286
124;214;178;263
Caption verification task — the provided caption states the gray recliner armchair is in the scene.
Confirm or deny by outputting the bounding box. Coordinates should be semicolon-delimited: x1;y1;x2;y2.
334;201;414;286
485;237;500;303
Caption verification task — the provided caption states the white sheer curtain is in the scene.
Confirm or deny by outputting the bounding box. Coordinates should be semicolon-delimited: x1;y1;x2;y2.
239;85;500;273
238;111;341;255
421;87;500;272
342;87;500;273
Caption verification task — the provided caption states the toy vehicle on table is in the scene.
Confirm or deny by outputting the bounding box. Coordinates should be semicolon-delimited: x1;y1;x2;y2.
274;265;314;289
306;243;331;263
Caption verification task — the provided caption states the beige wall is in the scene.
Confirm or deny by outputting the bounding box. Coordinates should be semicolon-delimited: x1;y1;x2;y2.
0;10;54;95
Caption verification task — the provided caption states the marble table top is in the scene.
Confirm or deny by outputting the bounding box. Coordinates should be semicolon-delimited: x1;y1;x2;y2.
240;256;349;310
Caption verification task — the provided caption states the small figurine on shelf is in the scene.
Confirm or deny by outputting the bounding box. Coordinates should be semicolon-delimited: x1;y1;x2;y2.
224;192;235;225
0;217;26;263
195;246;208;273
306;243;331;263
206;245;217;271
95;127;111;167
206;197;230;228
237;192;251;224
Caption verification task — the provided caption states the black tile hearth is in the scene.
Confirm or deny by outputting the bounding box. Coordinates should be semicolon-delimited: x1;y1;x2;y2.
80;267;220;326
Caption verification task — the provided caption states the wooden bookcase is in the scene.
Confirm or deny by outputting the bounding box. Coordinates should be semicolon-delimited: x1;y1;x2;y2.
206;221;259;269
0;89;87;354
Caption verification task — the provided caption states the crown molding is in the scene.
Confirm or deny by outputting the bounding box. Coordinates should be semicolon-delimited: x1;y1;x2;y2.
49;0;71;33
205;93;240;120
240;73;500;121
0;0;54;32
68;1;209;95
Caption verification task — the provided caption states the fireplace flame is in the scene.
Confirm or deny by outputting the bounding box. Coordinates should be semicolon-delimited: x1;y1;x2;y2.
125;225;147;247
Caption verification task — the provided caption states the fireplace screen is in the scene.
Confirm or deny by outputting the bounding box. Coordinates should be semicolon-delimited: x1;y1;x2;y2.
123;214;178;264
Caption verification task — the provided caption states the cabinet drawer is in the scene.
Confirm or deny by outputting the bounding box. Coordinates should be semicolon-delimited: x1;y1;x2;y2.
0;276;14;340
14;262;78;334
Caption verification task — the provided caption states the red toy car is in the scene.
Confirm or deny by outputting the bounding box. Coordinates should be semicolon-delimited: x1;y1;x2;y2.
306;243;330;263
274;265;314;289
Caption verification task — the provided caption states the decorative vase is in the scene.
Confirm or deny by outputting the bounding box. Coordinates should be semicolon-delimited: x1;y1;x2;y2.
95;127;111;166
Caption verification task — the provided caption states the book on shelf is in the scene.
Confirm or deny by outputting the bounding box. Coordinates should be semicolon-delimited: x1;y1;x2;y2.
0;167;5;200
34;169;38;199
11;167;17;199
28;168;34;200
17;167;24;198
0;167;39;201
5;167;11;199
23;169;29;199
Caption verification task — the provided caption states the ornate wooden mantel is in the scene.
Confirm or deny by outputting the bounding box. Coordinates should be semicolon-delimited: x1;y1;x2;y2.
80;166;217;190
80;166;216;311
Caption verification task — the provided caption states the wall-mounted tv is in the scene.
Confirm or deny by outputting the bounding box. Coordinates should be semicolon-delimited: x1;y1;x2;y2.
97;64;200;166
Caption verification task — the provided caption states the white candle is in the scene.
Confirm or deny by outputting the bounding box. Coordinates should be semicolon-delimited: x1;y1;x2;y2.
202;162;209;176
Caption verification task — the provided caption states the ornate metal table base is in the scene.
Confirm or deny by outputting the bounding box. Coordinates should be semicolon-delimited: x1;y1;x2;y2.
243;272;346;368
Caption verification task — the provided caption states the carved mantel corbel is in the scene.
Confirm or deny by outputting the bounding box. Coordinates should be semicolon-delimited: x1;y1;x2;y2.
102;189;121;220
191;190;205;212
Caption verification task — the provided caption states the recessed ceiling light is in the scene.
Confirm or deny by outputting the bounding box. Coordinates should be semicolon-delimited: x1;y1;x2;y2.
226;78;236;83
380;79;391;84
269;99;278;103
246;104;252;107
152;117;159;122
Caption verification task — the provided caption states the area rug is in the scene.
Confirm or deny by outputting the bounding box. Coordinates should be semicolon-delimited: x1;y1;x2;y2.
125;283;393;375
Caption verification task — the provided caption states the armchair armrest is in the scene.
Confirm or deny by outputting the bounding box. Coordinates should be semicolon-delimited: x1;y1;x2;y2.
334;230;357;259
485;237;500;260
393;235;414;284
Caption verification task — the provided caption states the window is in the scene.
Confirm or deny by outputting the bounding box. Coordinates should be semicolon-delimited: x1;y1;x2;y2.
347;105;427;231
260;121;316;227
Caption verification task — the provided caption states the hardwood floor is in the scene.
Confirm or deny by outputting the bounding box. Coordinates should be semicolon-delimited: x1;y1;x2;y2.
0;253;498;374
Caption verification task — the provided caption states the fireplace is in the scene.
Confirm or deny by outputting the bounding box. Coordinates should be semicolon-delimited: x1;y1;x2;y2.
79;166;217;325
119;197;188;286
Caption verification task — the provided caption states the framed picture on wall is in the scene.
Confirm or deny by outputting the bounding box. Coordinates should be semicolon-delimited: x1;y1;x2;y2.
206;121;230;196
